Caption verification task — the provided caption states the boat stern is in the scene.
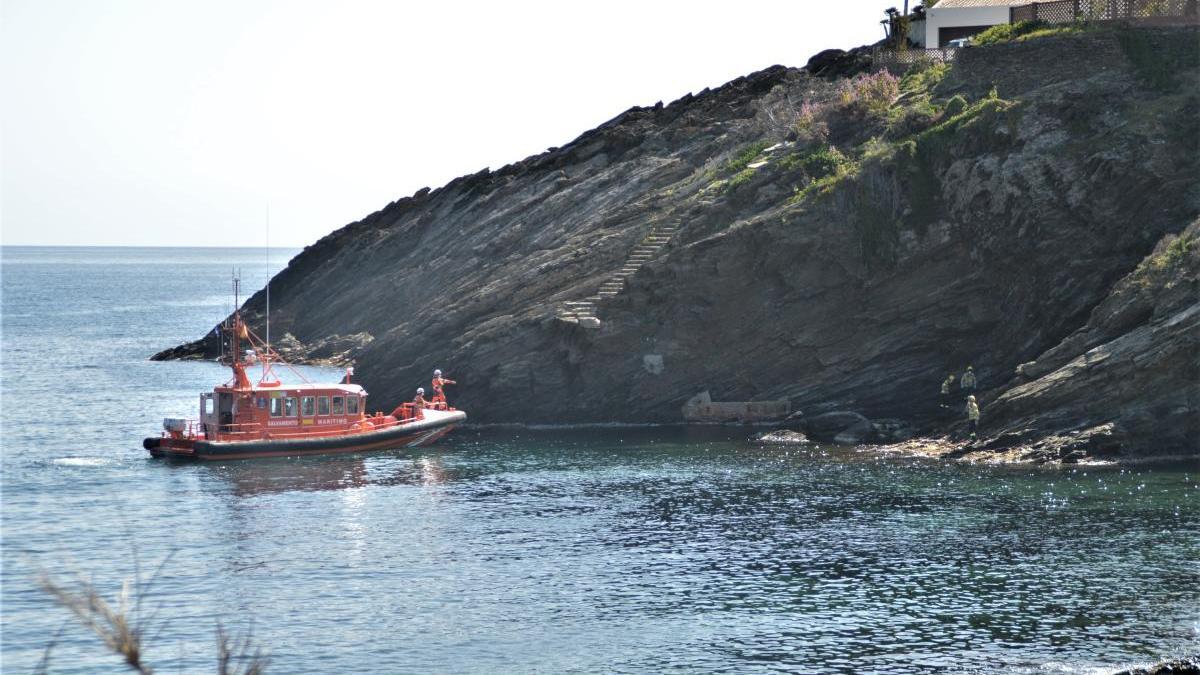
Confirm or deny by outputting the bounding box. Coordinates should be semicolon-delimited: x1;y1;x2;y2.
144;436;197;458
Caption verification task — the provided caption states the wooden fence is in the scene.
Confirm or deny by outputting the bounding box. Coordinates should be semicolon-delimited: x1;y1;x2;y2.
872;46;959;74
1010;0;1200;24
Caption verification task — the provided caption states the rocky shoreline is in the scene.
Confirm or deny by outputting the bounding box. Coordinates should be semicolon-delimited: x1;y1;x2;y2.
156;27;1199;464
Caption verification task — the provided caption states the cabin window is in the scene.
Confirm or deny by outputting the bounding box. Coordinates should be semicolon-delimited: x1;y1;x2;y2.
270;398;283;417
332;396;344;415
318;396;330;415
302;396;315;417
256;397;267;409
204;397;214;414
284;397;297;417
347;396;360;415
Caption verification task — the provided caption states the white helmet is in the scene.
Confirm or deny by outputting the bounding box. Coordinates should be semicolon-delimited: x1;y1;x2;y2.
433;369;442;377
416;387;425;394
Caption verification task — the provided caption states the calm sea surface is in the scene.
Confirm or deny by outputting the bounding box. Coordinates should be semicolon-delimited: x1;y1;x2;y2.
1;246;1197;674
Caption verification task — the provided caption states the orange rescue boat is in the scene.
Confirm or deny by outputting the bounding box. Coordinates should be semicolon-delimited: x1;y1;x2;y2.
144;283;465;460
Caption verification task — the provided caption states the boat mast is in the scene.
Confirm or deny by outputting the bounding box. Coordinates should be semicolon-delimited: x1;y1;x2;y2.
229;271;251;389
231;270;240;366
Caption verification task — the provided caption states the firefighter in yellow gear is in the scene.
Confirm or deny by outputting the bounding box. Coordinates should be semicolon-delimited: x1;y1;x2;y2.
966;395;980;439
939;374;956;408
961;366;977;392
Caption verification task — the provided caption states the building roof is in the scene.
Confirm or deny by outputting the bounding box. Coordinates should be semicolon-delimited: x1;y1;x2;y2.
932;0;1030;7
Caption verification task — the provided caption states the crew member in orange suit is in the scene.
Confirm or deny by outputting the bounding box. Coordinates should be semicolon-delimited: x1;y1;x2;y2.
391;387;426;420
431;369;456;408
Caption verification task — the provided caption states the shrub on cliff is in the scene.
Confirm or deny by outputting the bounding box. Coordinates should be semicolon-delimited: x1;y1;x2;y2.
1148;234;1197;271
795;101;830;144
787;146;861;204
899;60;949;95
973;20;1047;45
974;20;1097;46
838;71;900;117
800;145;852;180
725;141;770;174
943;94;968;117
886;99;941;138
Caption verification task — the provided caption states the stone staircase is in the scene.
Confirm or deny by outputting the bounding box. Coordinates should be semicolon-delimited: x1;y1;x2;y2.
558;219;680;326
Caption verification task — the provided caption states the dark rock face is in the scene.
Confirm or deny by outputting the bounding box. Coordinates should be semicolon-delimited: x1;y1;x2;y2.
983;218;1200;459
157;28;1200;461
804;46;875;79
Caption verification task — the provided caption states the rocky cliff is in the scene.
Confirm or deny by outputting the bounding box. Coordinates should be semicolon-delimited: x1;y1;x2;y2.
157;26;1200;461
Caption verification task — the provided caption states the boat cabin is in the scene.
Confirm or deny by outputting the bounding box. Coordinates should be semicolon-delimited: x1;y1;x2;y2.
201;383;369;441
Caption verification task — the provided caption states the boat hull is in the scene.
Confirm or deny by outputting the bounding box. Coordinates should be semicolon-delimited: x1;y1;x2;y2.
145;409;466;460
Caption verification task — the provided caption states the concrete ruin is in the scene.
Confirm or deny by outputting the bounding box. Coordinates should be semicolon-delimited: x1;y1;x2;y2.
681;391;791;423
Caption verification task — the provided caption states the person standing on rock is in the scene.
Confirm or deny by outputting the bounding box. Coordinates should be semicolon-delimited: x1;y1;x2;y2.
940;374;956;408
432;369;457;408
961;366;977;393
966;395;980;439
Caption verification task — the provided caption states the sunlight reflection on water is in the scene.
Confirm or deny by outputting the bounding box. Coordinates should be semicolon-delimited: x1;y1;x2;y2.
2;247;1198;674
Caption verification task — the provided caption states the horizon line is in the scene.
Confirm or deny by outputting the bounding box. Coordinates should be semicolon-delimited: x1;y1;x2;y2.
0;243;306;249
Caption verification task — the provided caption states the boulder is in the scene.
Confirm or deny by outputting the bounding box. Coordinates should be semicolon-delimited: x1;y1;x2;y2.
804;46;874;79
833;420;877;445
872;419;915;443
804;411;871;441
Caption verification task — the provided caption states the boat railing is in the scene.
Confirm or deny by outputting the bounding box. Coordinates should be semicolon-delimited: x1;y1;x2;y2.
161;404;453;443
162;419;203;440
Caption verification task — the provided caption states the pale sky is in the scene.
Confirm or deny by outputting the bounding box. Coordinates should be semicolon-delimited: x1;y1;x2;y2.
1;0;884;247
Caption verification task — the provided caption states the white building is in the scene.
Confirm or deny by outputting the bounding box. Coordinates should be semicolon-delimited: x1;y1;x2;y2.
924;0;1029;48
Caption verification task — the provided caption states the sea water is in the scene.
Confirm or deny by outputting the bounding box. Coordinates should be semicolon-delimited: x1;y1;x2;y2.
1;246;1197;674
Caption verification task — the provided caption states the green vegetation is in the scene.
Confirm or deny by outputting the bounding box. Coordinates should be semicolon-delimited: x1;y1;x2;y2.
725;141;770;174
972;21;1043;45
886;99;939;139
800;145;852;180
1132;233;1197;289
886;61;951;139
718;141;772;193
788;158;861;205
781;145;859;203
728;167;757;190
899;60;949;95
1149;235;1197;271
972;20;1099;45
943;94;968;117
1016;24;1094;41
776;41;1028;262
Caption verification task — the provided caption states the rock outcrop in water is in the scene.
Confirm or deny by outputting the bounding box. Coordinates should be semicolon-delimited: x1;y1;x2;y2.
156;27;1200;462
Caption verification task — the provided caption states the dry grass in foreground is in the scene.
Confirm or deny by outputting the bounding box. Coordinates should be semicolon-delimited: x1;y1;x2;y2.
35;556;268;674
